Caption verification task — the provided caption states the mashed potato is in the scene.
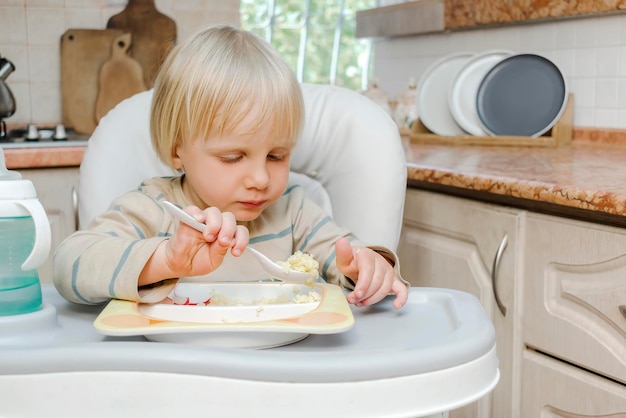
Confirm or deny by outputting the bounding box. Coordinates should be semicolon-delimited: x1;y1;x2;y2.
292;290;321;304
206;289;320;306
276;251;320;278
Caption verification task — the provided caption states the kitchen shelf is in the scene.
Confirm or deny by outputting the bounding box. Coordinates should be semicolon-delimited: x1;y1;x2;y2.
356;0;444;38
409;93;574;147
355;1;623;39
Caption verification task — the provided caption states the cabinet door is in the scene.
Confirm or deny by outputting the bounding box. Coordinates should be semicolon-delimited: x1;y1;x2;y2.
20;167;79;285
398;189;521;418
524;213;626;385
522;349;626;416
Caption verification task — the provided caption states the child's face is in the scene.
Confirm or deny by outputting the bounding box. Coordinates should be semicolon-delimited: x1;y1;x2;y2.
173;106;293;222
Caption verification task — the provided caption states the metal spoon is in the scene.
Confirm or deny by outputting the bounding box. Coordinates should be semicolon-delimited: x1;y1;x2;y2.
163;201;314;283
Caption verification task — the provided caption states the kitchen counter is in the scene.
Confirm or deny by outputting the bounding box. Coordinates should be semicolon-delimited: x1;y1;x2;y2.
3;146;85;169
404;137;626;226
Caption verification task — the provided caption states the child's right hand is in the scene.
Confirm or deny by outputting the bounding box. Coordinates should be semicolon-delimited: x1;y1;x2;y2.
139;206;249;286
166;206;250;277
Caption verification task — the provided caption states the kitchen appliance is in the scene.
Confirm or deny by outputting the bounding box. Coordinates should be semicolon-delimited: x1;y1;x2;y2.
0;54;87;148
0;56;16;139
0;148;51;316
0;124;89;149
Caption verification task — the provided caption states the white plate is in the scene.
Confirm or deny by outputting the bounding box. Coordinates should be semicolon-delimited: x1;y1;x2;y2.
476;53;568;137
94;282;354;349
140;282;322;324
449;50;513;136
418;52;475;136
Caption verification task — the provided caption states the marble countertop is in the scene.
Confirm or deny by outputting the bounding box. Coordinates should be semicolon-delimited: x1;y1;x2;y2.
4;146;85;169
404;139;626;225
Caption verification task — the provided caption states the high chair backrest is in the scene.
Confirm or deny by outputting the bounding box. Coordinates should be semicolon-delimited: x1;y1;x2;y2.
78;83;407;251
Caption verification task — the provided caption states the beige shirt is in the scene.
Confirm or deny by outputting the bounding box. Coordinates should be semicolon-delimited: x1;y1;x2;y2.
53;176;405;305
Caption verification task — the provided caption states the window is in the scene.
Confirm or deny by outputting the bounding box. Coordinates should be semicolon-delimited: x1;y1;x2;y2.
241;0;377;91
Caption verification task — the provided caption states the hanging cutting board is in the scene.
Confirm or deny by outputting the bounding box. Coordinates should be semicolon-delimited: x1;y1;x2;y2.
61;28;124;134
106;0;177;87
95;33;147;122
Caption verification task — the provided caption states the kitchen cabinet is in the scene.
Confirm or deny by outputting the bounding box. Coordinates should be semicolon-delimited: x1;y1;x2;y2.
398;188;522;418
398;188;626;418
522;350;626;416
20;167;79;284
521;213;626;415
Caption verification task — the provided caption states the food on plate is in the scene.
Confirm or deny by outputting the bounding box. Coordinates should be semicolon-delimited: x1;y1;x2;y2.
208;293;290;306
292;290;321;304
276;251;319;279
208;289;321;306
172;288;322;306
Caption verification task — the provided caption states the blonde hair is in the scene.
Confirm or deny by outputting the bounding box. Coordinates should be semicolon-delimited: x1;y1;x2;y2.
150;25;304;168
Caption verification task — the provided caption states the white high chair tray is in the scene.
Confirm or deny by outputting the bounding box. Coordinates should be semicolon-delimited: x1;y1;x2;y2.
0;285;498;418
94;282;354;349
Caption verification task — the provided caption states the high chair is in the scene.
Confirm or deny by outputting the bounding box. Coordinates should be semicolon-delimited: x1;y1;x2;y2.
0;84;498;418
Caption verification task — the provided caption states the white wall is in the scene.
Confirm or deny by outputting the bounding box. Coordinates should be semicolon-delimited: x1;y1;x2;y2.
0;0;240;126
372;12;626;129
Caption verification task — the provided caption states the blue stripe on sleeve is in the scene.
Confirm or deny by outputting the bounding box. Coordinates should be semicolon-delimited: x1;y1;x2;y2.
108;240;141;297
250;226;293;244
70;257;91;304
283;184;301;195
322;249;337;278
132;224;146;239
298;215;332;251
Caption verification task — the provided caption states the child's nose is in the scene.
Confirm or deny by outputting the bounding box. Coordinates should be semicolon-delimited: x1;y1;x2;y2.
244;162;270;189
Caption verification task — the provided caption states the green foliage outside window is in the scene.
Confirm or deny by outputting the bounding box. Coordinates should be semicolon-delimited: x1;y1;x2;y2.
241;0;376;91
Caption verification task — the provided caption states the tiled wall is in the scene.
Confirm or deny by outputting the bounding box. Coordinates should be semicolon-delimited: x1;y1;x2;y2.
373;12;626;129
0;0;240;126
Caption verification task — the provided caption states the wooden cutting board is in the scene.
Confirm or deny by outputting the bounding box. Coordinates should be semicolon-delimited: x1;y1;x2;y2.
107;0;177;87
61;29;124;134
95;33;147;122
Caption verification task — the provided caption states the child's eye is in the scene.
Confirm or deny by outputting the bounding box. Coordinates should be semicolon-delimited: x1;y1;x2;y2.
220;155;243;163
267;153;287;161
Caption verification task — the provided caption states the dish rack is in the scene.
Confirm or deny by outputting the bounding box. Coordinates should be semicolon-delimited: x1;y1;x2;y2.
409;93;574;147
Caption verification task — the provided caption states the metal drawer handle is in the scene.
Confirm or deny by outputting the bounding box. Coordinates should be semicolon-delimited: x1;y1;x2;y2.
492;234;508;316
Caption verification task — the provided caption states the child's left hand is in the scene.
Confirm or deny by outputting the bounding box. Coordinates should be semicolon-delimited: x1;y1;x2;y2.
335;237;408;309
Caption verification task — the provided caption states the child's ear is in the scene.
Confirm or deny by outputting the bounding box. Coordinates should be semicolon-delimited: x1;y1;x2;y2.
172;147;184;170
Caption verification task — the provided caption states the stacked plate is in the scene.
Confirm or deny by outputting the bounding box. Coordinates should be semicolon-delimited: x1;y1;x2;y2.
417;51;568;138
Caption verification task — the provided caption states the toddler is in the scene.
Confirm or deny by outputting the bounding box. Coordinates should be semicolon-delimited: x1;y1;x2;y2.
53;25;409;309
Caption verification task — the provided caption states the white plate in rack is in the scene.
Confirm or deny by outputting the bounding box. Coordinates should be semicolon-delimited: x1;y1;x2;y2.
449;50;514;136
418;52;475;136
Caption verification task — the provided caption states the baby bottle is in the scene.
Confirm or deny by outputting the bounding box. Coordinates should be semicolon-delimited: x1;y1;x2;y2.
0;148;51;316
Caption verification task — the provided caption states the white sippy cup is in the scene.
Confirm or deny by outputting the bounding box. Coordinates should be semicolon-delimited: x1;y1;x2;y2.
0;148;51;316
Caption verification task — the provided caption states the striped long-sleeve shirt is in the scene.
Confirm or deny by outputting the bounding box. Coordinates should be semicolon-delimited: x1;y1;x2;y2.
53;176;403;305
